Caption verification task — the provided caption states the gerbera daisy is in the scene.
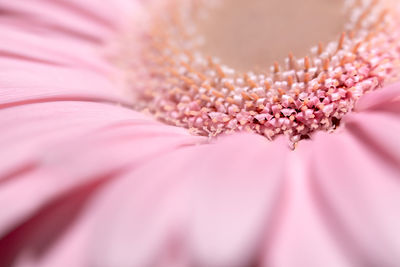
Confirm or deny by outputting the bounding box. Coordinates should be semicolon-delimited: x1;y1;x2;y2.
0;0;400;266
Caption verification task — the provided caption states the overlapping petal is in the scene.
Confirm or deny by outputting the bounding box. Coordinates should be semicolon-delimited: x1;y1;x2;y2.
305;85;400;267
0;134;287;267
1;0;400;266
0;0;202;264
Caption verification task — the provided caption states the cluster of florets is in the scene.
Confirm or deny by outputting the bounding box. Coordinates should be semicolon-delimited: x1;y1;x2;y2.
132;0;400;147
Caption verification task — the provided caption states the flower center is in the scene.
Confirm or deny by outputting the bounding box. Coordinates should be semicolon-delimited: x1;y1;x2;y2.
128;0;400;148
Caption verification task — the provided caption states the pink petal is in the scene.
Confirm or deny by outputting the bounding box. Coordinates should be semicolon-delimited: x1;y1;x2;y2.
186;135;286;267
0;0;137;42
0;101;203;239
0;62;133;108
308;112;400;266
0;24;112;73
88;134;287;267
261;145;353;267
356;81;400;113
264;84;400;267
11;134;287;267
0;0;185;258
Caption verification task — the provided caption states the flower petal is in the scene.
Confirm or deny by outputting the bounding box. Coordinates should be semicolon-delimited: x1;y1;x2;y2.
262;145;353;267
309;111;400;266
8;134;287;267
0;0;145;105
0;62;134;108
356;81;400;114
264;84;400;267
0;101;202;241
87;134;287;267
0;0;139;43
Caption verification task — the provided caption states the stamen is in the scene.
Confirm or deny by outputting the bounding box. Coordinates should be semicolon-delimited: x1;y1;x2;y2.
318;42;324;55
337;32;346;51
273;61;280;73
304;56;311;71
128;0;400;148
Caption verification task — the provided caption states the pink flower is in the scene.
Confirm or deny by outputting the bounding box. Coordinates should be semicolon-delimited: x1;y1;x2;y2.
1;0;400;267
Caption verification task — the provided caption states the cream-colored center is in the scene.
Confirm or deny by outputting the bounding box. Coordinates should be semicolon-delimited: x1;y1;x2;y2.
197;0;347;71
